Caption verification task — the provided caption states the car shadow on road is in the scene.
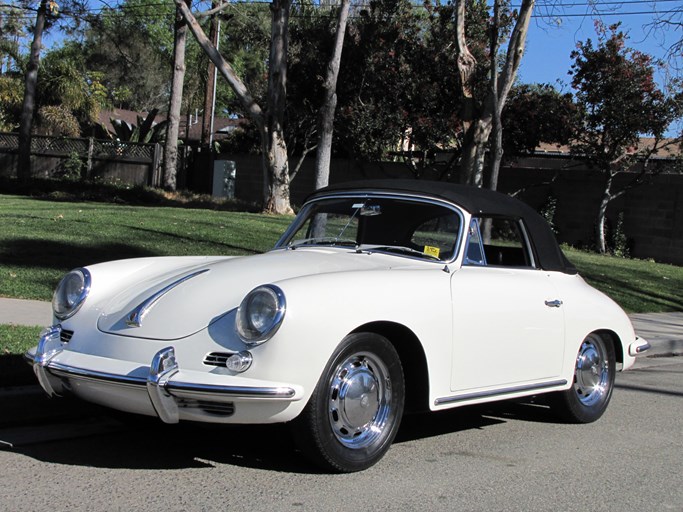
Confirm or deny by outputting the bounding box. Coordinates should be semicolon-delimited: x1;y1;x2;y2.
396;398;559;444
12;398;561;474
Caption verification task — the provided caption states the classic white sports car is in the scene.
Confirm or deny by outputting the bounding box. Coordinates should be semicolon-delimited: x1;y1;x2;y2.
28;180;650;472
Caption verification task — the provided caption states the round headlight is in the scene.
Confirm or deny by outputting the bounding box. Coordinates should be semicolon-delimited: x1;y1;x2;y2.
236;285;286;344
52;268;91;320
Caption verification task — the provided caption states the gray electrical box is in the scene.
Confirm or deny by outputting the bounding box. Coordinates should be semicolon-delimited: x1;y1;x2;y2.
212;160;236;199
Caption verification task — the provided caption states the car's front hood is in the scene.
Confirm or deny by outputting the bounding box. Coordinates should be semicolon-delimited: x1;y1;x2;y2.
95;248;410;340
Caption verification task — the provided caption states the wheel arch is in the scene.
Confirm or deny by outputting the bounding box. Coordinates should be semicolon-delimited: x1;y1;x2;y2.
351;321;429;414
593;329;624;367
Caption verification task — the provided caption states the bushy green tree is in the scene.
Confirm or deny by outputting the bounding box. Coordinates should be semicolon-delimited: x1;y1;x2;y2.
502;83;577;155
569;24;683;253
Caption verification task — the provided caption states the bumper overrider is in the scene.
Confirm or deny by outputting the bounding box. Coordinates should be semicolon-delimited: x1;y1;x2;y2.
27;326;302;424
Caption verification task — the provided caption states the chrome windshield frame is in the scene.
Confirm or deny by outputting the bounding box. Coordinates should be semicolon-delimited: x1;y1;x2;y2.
274;192;466;264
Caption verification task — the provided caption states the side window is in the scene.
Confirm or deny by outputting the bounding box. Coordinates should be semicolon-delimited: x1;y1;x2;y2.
464;217;535;268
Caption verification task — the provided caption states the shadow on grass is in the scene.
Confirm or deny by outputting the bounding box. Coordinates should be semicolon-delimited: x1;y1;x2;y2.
0;239;158;271
583;272;683;312
0;177;261;212
0;354;35;387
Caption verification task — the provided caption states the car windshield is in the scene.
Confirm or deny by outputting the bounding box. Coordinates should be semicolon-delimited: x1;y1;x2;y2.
277;196;462;262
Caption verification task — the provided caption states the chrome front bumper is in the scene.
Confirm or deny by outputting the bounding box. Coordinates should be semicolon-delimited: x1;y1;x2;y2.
28;326;298;424
629;336;651;357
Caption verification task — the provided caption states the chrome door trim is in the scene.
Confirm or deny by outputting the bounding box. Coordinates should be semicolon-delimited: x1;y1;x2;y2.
435;379;568;406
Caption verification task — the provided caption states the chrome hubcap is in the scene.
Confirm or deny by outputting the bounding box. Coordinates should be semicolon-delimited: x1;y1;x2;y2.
574;335;609;406
328;352;391;449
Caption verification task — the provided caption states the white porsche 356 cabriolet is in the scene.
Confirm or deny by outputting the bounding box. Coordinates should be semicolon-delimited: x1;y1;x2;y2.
28;180;650;472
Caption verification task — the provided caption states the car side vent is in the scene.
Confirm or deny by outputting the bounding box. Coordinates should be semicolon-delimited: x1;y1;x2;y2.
203;352;232;367
60;330;74;343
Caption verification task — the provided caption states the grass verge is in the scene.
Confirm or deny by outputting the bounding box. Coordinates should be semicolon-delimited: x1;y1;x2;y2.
0;325;42;386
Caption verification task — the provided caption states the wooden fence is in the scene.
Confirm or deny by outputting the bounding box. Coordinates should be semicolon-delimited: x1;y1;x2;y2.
0;133;163;186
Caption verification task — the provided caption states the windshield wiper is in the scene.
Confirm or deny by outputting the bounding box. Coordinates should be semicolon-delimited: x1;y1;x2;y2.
358;245;442;261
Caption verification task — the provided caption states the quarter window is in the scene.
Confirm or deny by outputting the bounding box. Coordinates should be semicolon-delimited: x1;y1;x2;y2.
464;217;535;268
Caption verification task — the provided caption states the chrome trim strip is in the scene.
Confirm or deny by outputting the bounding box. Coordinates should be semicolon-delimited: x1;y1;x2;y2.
48;361;147;387
126;268;210;327
167;381;296;399
43;361;297;399
434;379;568;406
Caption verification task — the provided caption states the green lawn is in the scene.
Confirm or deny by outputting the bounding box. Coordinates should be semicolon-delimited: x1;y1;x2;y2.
0;194;293;300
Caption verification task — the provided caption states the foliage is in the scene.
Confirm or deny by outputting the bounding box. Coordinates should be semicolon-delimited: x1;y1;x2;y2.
502;84;577;155
327;0;488;167
0;75;23;131
36;104;80;137
609;212;630;258
35;43;111;135
83;0;178;111
539;194;558;235
569;24;681;163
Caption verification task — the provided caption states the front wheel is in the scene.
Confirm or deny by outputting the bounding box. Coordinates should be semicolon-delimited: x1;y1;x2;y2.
552;332;615;423
291;332;405;473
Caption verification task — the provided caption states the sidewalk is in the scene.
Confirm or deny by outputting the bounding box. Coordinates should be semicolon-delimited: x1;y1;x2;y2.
0;298;52;327
1;297;681;356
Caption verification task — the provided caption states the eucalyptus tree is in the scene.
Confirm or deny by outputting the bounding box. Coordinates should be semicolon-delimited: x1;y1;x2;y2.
17;0;88;183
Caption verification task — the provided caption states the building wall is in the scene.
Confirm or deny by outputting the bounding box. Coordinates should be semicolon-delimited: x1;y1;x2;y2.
218;154;683;266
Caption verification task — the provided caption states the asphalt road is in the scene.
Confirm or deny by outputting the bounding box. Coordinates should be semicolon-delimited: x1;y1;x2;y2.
0;356;681;512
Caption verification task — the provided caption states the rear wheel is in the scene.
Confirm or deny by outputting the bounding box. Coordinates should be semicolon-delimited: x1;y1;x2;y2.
291;332;405;472
552;332;615;423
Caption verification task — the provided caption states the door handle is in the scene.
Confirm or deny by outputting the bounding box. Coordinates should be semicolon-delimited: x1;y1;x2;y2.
545;299;563;308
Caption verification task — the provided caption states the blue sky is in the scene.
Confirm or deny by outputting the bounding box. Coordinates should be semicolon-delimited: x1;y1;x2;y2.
521;9;678;89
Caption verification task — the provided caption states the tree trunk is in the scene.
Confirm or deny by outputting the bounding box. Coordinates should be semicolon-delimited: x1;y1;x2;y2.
261;0;293;214
173;0;294;214
314;0;351;191
454;0;477;184
487;0;503;193
596;172;616;254
455;0;535;186
459;117;492;186
17;0;48;183
163;0;191;191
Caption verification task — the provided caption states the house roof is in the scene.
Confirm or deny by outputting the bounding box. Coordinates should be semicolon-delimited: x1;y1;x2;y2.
100;109;246;142
532;138;681;159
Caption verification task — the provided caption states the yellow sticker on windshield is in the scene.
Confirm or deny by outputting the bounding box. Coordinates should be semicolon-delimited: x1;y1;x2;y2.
424;246;440;258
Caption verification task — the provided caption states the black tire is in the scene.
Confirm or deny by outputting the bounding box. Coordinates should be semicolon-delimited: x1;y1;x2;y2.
552;332;616;423
291;332;405;473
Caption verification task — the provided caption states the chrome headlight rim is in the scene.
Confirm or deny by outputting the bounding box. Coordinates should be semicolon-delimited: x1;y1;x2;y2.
236;284;286;345
52;267;91;320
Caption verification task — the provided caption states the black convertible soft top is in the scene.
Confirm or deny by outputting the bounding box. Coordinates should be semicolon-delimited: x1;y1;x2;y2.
308;180;577;275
